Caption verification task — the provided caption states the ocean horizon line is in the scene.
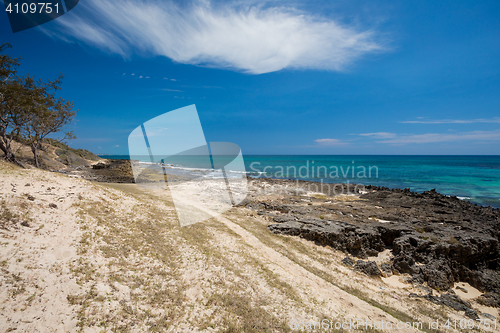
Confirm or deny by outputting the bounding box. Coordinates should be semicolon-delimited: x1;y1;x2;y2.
98;154;500;157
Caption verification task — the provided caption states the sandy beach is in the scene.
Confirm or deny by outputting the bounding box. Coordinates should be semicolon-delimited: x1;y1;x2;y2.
3;2;500;330
0;159;498;332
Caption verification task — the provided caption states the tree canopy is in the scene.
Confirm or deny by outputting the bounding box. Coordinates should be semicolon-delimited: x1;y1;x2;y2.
0;43;77;168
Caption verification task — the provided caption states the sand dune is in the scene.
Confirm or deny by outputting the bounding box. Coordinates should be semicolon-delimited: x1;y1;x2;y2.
1;161;498;332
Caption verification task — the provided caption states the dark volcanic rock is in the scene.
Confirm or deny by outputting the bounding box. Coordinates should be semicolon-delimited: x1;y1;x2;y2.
422;266;451;291
260;180;500;294
272;215;296;223
412;292;477;316
92;162;108;170
477;293;500;308
465;308;480;320
268;215;500;291
392;233;500;292
361;186;500;236
84;159;135;183
440;293;472;310
380;263;393;277
341;256;355;266
268;218;386;258
354;260;382;276
481;312;497;321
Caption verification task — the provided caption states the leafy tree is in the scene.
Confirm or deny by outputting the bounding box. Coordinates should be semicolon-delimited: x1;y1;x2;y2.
0;43;77;168
0;43;18;82
20;75;76;168
0;43;23;166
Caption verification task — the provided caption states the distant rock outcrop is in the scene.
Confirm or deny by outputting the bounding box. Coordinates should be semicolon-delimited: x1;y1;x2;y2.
83;159;135;183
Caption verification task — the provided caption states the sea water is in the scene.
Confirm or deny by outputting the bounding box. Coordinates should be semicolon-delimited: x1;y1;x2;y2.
101;155;500;209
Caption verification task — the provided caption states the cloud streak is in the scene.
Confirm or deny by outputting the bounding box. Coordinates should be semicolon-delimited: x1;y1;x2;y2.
46;0;384;74
315;138;349;145
161;88;183;92
400;118;500;124
359;132;396;139
363;130;500;144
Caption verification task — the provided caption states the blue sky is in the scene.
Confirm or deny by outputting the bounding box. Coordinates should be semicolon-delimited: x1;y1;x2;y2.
1;0;499;155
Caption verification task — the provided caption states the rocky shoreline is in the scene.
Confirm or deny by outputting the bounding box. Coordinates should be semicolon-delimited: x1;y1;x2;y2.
242;178;500;312
82;160;500;311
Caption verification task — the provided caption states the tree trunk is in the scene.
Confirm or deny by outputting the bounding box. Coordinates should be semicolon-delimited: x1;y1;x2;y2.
0;130;23;167
2;146;24;167
0;124;8;156
31;143;40;168
0;137;7;156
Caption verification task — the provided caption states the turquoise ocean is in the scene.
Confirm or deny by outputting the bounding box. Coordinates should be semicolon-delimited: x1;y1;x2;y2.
101;155;500;209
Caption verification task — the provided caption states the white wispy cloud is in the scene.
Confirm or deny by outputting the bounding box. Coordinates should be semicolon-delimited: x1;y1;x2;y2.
400;118;500;124
367;130;500;144
359;132;396;139
46;0;384;74
161;88;183;92
315;138;349;145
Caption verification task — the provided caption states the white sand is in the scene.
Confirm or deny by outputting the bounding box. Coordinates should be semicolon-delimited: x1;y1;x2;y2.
1;161;498;332
0;163;90;332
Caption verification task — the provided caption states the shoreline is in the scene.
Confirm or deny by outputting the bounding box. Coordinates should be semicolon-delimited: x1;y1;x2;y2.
90;157;500;209
84;159;500;295
242;177;500;310
1;158;499;331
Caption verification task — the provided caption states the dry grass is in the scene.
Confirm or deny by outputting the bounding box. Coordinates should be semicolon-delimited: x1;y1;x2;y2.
66;184;297;332
2;161;488;332
222;208;451;333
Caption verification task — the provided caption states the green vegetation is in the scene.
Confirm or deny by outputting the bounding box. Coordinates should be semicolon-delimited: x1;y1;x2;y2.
0;43;77;168
43;138;100;166
45;138;99;160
